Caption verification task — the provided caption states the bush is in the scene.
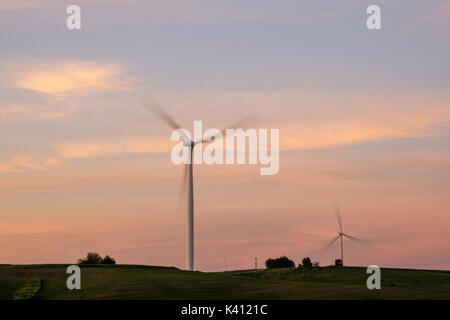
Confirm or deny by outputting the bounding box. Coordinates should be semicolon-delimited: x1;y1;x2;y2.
265;256;295;269
101;255;116;265
335;259;343;267
77;252;116;265
313;261;320;268
302;257;312;268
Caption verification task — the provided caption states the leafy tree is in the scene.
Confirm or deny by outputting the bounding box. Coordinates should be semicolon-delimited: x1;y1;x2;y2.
302;257;312;268
265;256;295;269
335;259;343;267
77;252;116;265
101;255;116;265
77;252;103;264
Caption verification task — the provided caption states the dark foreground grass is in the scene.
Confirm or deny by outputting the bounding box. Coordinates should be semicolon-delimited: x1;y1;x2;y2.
0;264;449;300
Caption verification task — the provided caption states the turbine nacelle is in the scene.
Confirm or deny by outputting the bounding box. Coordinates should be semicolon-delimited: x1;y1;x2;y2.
182;138;204;148
182;139;192;147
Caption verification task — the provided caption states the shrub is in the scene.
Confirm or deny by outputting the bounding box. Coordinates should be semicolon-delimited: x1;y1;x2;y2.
101;255;116;265
78;252;103;264
313;261;320;268
302;257;312;268
335;259;343;267
265;256;295;269
77;252;116;265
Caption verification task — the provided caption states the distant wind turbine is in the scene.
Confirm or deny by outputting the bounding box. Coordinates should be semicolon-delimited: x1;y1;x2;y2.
142;97;252;271
324;206;368;266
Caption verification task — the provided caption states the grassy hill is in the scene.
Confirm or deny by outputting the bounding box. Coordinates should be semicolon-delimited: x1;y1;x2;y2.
1;264;449;299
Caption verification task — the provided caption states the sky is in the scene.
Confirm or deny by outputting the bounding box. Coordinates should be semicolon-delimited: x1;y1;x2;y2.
0;0;449;271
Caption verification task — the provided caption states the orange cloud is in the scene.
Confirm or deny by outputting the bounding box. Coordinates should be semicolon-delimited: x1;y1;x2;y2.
0;163;20;174
280;103;450;150
153;89;449;152
54;137;172;159
0;105;71;121
6;60;135;96
0;154;63;173
0;1;54;11
297;81;318;92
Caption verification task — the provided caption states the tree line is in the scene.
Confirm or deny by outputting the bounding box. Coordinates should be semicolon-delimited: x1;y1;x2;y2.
265;256;343;269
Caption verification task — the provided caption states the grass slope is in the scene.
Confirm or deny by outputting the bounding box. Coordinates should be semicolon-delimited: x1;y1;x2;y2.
0;264;449;300
12;277;41;300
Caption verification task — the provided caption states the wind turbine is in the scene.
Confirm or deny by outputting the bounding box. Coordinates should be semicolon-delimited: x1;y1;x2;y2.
324;206;368;266
143;97;252;271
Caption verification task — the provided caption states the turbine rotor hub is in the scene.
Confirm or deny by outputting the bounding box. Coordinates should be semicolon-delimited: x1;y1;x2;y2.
183;139;193;147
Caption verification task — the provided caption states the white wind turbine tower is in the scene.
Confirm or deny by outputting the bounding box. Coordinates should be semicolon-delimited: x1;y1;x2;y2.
143;98;252;271
324;206;368;266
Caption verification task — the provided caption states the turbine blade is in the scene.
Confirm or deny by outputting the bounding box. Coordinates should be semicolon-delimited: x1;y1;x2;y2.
323;236;340;250
201;115;258;144
142;97;183;131
343;233;369;244
335;205;343;233
177;164;189;208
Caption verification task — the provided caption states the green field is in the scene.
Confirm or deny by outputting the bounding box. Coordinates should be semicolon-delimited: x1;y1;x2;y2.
1;264;449;300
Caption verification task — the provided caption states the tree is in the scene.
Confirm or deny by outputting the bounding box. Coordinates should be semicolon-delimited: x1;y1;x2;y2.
302;257;312;268
101;255;116;265
77;252;116;265
313;261;320;268
77;252;103;264
335;259;343;267
265;256;295;269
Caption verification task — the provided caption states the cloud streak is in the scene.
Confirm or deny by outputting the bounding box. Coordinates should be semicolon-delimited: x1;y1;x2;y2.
407;0;450;30
3;60;136;97
280;106;450;150
54;137;171;159
0;1;55;11
0;105;71;122
0;154;63;174
1;87;448;174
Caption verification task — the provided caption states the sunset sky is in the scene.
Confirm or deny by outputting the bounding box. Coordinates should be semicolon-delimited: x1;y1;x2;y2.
0;0;449;271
